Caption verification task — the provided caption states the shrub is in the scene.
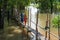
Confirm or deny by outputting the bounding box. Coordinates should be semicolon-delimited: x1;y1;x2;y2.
52;15;60;28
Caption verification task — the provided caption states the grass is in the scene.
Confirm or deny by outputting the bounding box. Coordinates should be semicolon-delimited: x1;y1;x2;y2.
38;13;58;40
25;10;59;40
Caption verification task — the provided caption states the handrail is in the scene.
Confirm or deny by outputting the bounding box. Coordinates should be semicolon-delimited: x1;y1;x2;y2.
19;22;34;37
31;20;60;39
15;14;60;40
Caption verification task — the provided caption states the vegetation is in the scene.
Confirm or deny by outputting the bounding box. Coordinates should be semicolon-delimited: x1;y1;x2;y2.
0;0;32;29
0;0;60;29
52;15;60;28
35;0;60;13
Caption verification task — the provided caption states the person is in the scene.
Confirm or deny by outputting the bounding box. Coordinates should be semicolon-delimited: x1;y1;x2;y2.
20;13;24;23
24;14;27;26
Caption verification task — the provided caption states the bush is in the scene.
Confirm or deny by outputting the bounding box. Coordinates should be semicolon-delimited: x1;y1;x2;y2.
52;15;60;28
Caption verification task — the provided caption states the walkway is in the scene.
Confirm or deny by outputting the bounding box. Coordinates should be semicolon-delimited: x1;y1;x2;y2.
21;21;47;40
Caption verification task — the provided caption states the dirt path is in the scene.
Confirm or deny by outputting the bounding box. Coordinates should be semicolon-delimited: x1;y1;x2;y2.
0;26;30;40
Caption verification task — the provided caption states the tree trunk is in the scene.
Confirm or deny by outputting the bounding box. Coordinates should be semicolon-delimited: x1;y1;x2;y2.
0;0;7;30
0;0;4;30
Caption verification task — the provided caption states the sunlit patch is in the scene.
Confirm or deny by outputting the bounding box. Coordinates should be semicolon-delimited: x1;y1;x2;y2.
27;4;38;40
28;4;38;30
6;26;22;34
13;29;22;34
7;34;14;37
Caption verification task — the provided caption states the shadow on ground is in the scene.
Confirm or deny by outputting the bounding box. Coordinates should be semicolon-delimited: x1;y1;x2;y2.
0;25;30;40
0;18;30;40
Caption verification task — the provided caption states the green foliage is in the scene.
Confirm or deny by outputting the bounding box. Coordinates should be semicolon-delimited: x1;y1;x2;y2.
0;0;1;3
52;15;60;28
0;0;4;7
7;0;31;10
16;0;30;6
35;0;60;13
40;0;51;13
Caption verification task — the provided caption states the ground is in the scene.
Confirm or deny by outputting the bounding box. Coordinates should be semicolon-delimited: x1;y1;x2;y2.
0;18;30;40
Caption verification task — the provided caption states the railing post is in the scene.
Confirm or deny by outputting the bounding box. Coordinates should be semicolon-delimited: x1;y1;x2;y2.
27;8;29;40
49;0;53;40
45;13;48;40
36;10;38;40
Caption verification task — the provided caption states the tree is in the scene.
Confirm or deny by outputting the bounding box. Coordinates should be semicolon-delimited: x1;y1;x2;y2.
0;0;7;30
35;0;58;13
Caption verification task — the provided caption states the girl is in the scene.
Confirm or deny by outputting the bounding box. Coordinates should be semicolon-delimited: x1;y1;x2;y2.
24;14;27;26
